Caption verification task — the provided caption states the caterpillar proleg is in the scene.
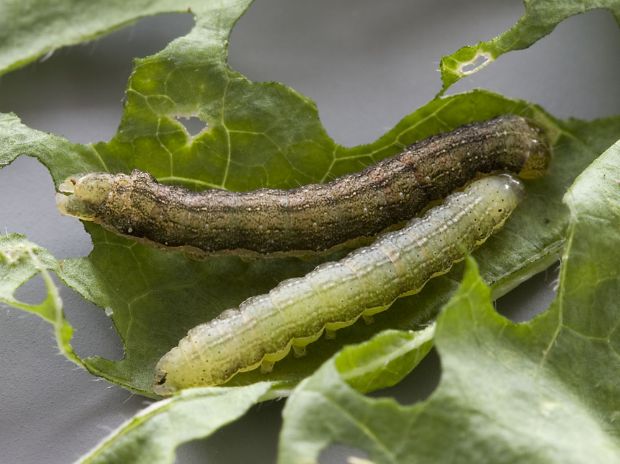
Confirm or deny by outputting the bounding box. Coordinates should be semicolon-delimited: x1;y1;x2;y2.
153;174;525;394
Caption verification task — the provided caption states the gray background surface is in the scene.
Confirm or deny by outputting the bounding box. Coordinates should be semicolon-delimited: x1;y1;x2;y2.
0;1;618;462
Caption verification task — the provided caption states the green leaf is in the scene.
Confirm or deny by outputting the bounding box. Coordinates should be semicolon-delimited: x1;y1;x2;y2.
78;382;272;464
0;96;599;395
1;1;618;462
0;0;619;396
337;326;435;395
76;330;433;463
439;0;620;93
0;0;192;77
278;140;620;464
0;233;81;366
33;98;620;395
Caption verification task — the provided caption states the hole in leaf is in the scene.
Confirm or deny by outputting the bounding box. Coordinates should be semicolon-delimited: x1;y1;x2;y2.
451;10;620;120
229;0;522;145
13;274;47;306
495;264;559;323
176;115;208;137
319;444;370;464
0;156;93;259
0;157;124;357
9;271;125;360
176;400;283;463
459;52;491;74
368;347;441;406
62;285;125;361
7;268;125;362
0;13;194;144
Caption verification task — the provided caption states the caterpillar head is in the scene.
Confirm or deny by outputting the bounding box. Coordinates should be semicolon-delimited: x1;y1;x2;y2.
153;368;174;396
56;172;120;220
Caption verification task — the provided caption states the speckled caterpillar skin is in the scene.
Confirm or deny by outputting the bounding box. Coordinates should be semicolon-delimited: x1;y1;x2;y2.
56;115;549;254
152;174;524;394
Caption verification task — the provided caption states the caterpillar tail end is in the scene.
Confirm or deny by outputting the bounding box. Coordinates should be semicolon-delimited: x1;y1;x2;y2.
518;120;553;180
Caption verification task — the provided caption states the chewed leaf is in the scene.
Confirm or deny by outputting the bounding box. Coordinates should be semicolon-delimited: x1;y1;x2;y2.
57;101;620;394
0;1;619;463
0;233;80;365
0;1;195;77
78;328;434;463
78;383;272;464
0;0;619;397
73;139;620;462
2;91;619;395
439;1;620;92
278;141;620;464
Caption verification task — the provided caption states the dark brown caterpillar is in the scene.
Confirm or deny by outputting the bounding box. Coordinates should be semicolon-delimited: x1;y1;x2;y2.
56;115;550;254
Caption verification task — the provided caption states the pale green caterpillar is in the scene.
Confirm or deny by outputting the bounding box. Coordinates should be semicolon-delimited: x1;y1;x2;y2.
56;115;549;255
153;174;525;395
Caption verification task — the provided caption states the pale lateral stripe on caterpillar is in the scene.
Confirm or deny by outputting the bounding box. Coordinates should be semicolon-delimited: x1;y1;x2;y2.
56;115;549;255
152;174;525;395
